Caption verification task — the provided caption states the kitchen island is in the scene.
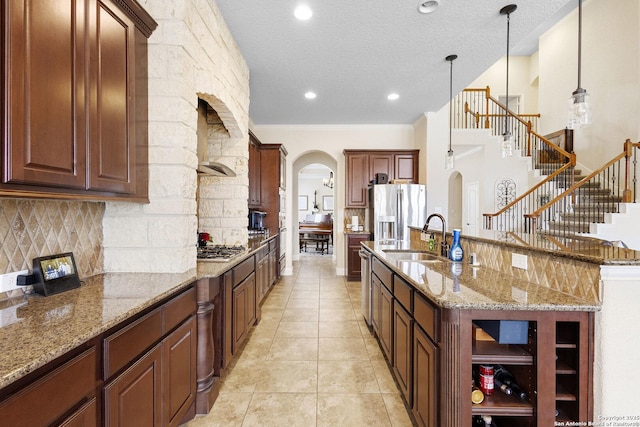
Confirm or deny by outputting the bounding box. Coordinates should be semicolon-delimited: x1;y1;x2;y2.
362;240;599;426
363;225;640;426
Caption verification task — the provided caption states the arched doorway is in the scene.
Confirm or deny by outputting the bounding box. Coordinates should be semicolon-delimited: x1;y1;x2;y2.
291;152;338;265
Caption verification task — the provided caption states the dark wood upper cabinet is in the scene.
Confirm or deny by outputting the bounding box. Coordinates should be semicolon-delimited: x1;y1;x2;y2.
4;0;88;189
1;0;156;200
87;0;137;194
344;150;419;208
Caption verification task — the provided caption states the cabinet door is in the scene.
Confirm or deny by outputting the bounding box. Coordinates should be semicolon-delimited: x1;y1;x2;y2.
369;153;393;181
268;247;277;287
393;300;412;404
346;234;370;281
4;0;88;188
232;273;256;354
379;283;393;363
413;324;437;427
371;274;381;336
248;137;261;207
279;148;286;190
394;153;418;182
163;316;197;427
345;153;369;208
87;0;137;194
0;347;97;426
104;343;163;427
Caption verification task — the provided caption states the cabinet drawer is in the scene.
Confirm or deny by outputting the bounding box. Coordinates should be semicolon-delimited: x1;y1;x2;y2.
0;347;97;426
233;256;255;287
104;308;163;378
394;275;413;312
414;293;438;342
164;287;196;333
59;397;97;427
372;257;393;292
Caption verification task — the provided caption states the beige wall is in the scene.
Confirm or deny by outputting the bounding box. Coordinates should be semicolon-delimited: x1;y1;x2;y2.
538;0;640;170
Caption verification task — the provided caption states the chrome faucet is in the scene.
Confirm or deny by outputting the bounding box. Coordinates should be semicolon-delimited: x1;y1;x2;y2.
422;213;449;257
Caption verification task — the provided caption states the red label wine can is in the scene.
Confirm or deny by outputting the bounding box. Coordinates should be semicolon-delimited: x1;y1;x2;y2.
479;365;494;396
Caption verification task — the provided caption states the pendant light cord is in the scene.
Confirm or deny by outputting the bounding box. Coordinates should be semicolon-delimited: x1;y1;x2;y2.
449;58;453;152
577;0;582;90
504;10;511;136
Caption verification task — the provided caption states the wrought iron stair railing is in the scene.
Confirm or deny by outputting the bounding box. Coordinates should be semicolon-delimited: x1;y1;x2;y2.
525;139;640;237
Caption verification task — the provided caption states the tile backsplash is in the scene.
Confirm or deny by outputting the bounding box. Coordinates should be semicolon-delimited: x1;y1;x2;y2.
0;199;104;278
410;229;600;303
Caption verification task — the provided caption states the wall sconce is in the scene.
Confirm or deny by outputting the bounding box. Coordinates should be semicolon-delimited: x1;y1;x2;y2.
500;4;517;158
567;0;591;129
323;171;334;189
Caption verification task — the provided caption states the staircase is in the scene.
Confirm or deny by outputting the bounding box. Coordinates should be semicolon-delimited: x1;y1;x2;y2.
541;166;621;236
452;86;639;247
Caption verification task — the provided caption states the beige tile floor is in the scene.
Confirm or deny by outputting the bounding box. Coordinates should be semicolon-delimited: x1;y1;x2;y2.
186;252;414;427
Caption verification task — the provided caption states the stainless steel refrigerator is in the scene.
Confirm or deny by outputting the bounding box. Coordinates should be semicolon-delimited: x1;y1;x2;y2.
368;184;427;243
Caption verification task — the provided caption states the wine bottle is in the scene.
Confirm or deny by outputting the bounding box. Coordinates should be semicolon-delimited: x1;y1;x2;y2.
494;365;528;401
493;374;513;396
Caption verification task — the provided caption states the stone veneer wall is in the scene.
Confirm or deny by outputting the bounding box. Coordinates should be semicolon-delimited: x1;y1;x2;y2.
409;229;600;303
103;0;250;272
197;113;248;246
0;200;104;278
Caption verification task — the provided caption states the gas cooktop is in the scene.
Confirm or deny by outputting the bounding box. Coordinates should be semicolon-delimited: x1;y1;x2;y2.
197;245;246;262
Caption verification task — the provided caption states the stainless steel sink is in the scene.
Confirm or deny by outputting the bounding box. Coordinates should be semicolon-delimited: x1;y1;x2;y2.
382;250;442;262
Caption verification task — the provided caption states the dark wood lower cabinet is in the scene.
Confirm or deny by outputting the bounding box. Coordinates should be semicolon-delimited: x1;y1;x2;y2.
0;346;98;426
104;343;163;426
346;233;370;281
104;314;197;426
379;283;394;363
393;300;412;404
232;273;256;354
163;317;197;427
413;324;437;427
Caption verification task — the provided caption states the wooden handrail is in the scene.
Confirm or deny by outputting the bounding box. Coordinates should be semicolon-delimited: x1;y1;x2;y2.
462;87;570;162
524;140;639;220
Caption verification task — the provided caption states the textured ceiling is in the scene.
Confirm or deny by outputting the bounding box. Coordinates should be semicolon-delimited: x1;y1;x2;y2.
216;0;576;125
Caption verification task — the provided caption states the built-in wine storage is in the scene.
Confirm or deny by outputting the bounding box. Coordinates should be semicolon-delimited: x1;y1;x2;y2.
471;322;536;427
458;310;594;427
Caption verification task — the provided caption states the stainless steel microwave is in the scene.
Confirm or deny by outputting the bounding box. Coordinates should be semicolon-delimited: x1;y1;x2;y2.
249;210;267;230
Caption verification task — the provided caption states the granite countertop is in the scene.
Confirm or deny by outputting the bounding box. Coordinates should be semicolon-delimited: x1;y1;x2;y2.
0;270;196;390
0;233;278;391
363;241;600;312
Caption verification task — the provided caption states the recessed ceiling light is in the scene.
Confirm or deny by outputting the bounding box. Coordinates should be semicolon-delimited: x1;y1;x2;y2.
294;5;313;20
387;93;400;101
417;0;440;14
305;91;317;99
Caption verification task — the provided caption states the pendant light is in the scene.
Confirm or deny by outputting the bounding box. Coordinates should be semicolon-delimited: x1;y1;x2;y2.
445;54;457;170
500;4;517;158
567;0;591;129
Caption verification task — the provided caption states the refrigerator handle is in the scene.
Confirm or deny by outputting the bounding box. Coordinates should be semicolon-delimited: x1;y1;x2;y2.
397;187;404;241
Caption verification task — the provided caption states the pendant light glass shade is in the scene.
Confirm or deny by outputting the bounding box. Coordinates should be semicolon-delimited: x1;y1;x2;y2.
445;54;457;170
501;132;514;158
567;88;591;129
445;149;455;170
